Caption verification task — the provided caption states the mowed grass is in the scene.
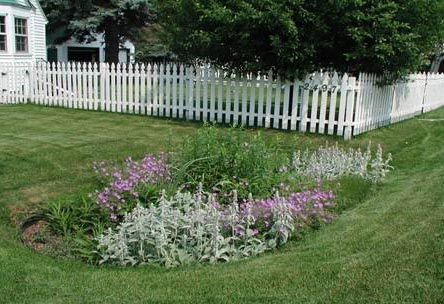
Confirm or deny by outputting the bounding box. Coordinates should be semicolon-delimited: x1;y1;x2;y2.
0;104;444;303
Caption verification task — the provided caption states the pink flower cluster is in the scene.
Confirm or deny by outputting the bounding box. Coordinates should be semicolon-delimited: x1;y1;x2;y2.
217;187;336;241
258;189;333;218
242;188;336;233
91;153;170;219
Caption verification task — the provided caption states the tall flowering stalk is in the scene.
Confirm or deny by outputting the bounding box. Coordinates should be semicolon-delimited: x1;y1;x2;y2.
91;153;171;220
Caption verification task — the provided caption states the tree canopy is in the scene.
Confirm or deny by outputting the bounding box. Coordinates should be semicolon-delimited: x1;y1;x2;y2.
42;0;155;63
159;0;444;78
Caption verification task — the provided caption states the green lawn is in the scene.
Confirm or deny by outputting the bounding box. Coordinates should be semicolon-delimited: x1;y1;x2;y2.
0;104;443;303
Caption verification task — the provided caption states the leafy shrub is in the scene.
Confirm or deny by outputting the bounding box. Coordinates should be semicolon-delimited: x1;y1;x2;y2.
175;125;289;201
291;142;393;182
96;185;335;267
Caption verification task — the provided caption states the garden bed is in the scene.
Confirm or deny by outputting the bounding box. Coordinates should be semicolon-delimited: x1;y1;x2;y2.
22;123;392;267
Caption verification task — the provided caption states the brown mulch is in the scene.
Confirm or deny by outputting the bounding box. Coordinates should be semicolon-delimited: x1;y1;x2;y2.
21;221;47;251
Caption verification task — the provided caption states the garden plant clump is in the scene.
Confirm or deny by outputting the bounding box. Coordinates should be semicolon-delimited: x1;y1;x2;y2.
292;142;393;182
91;153;171;221
97;186;335;267
29;125;393;267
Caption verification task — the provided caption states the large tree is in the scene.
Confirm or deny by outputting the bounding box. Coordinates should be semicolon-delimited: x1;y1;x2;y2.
159;0;444;79
42;0;155;63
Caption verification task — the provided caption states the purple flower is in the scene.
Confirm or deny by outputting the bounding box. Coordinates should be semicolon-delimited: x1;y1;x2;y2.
90;153;171;218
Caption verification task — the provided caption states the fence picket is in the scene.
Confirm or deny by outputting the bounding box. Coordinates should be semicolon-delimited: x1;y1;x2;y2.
336;73;349;136
300;75;310;132
87;63;93;110
81;62;87;109
128;63;134;114
140;63;146;116
92;63;98;110
121;63;128;113
202;65;209;121
344;77;356;140
257;74;265;127
171;64;177;118
61;62;68;108
49;62;55;106
164;64;171;117
309;72;321;133
153;64;159;116
217;70;223;123
248;75;257;127
327;72;339;135
273;77;281;129
225;74;232;124
264;71;273;128
186;66;194;120
282;80;290;130
146;64;153;116
66;62;72;108
195;66;201;121
241;76;248;125
363;73;371;131
234;76;240;125
210;68;216;122
178;64;184;118
56;62;62;106
115;63;122;112
318;73;329;134
110;63;116;112
135;63;141;115
290;79;300;131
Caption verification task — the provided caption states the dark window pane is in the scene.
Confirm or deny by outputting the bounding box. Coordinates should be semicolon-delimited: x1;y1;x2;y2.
16;36;27;52
0;35;5;51
15;18;27;35
0;16;5;33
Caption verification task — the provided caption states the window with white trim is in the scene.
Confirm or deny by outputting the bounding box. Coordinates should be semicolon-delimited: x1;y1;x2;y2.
0;16;6;51
15;18;28;53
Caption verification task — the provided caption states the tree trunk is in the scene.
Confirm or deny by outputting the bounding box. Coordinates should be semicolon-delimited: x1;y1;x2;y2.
104;20;120;63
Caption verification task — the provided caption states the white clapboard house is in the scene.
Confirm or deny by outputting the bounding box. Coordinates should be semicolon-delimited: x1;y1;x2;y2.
0;0;47;63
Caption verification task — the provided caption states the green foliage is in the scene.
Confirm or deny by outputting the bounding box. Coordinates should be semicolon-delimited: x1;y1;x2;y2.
134;25;176;62
159;0;444;79
330;176;373;212
22;196;111;263
41;197;109;237
174;124;289;200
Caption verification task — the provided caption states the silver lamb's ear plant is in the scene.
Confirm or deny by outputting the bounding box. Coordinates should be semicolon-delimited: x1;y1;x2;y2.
369;144;393;183
290;141;393;182
96;188;302;267
268;191;295;247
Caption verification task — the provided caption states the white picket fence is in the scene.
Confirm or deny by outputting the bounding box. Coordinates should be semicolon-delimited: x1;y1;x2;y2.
1;62;444;139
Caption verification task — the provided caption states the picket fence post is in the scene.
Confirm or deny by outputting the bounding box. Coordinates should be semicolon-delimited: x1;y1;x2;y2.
344;77;356;140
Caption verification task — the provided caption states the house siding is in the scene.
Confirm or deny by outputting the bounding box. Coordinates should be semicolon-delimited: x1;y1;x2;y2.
0;1;47;63
29;0;46;60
